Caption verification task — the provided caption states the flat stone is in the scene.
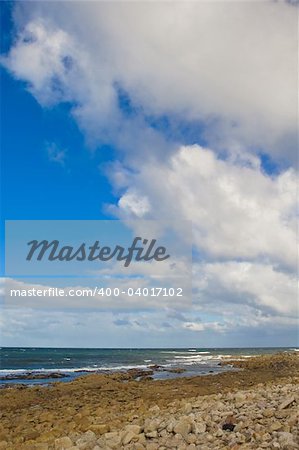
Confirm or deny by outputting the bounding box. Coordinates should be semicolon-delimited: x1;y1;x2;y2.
279;396;295;410
54;436;73;449
122;430;138;445
124;424;142;435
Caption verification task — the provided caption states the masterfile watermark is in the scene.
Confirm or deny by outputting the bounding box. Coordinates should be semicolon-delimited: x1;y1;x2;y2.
4;220;192;309
26;237;170;267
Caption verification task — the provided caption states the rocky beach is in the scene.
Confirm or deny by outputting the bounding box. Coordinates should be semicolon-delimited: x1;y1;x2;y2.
0;352;298;449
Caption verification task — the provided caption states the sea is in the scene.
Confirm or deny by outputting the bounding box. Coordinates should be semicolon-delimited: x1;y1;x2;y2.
0;347;298;386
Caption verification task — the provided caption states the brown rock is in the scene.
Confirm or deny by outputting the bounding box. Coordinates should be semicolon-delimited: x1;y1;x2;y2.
89;424;110;435
270;421;283;432
279;396;295;410
124;425;142;435
122;430;138;445
173;418;192;438
54;436;73;449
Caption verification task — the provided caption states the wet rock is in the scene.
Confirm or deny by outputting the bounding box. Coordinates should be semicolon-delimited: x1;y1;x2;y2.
139;375;153;382
0;372;69;381
165;368;186;374
148;365;162;370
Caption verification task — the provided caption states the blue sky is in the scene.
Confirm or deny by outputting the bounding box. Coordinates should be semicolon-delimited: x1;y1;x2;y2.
0;1;298;347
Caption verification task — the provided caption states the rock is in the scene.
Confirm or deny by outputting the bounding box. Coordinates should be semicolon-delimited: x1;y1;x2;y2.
104;432;119;440
133;444;145;450
125;369;154;380
24;430;40;440
278;432;299;449
75;430;97;449
165;368;186;374
148;365;162;370
186;433;197;444
183;403;192;414
279;396;295;410
145;430;158;438
0;372;69;381
270;421;283;432
104;432;122;449
148;405;160;414
1;352;298;450
193;422;206;434
262;409;275;418
54;436;73;449
173;418;192;438
88;424;109;435
139;375;153;381
145;443;159;450
235;392;246;402
124;425;142;435
122;430;138;445
144;418;160;433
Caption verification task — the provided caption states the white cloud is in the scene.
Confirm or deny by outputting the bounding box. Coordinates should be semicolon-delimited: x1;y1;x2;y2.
118;191;151;218
114;145;297;271
1;304;297;348
46;142;67;165
112;145;298;327
3;0;297;163
183;321;227;333
194;261;298;316
3;20;78;105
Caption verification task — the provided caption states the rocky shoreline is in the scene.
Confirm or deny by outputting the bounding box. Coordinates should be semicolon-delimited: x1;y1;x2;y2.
0;372;70;382
0;352;298;449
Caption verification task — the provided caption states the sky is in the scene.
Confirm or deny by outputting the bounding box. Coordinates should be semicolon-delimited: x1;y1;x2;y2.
0;0;298;348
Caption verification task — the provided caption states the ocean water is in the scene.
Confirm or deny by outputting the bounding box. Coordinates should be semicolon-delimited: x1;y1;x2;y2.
0;347;297;385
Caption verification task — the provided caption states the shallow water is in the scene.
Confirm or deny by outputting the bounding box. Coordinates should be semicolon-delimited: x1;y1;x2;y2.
0;346;296;385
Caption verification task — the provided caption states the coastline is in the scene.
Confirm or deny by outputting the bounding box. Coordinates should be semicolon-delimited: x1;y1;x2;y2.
0;352;298;449
1;347;295;386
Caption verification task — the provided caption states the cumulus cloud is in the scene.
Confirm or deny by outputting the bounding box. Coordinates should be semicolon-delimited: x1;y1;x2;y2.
3;0;297;163
114;145;297;271
194;261;297;316
111;145;298;329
